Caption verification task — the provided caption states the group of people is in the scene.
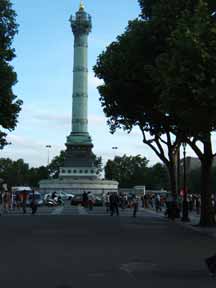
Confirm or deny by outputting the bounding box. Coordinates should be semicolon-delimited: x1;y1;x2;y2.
104;192;139;217
82;191;95;210
0;189;38;215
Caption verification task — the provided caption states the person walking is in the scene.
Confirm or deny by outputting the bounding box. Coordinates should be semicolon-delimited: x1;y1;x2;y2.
30;190;38;215
88;192;94;211
155;194;162;212
105;192;110;213
132;195;139;217
82;191;88;208
205;253;216;276
20;190;28;214
109;192;119;216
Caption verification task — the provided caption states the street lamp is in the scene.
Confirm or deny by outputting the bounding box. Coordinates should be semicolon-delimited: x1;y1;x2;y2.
45;145;52;166
112;147;118;159
181;142;190;222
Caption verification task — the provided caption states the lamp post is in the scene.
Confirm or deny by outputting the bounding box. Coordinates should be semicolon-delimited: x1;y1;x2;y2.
181;142;190;222
45;145;52;166
112;146;118;159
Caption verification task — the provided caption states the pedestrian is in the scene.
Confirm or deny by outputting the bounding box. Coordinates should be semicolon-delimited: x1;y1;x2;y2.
31;190;38;215
205;253;216;276
82;191;88;208
144;194;148;208
132;195;139;217
141;195;144;208
88;192;94;210
0;189;2;216
2;190;9;213
109;192;119;216
20;190;28;214
155;194;162;212
52;191;57;200
195;196;200;215
15;191;21;210
105;192;110;213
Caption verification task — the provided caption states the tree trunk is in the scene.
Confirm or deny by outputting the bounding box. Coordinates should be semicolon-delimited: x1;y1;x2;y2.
199;136;215;226
168;163;177;198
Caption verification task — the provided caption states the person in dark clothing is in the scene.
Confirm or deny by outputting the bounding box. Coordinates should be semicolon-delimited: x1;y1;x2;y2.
205;254;216;276
82;191;88;208
109;193;119;216
20;190;28;214
52;191;57;200
31;190;38;215
132;196;139;217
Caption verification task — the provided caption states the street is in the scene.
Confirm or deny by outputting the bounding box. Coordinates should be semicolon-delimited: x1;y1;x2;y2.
0;204;215;287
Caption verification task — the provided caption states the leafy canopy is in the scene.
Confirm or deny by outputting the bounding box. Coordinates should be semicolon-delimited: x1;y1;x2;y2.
0;0;22;148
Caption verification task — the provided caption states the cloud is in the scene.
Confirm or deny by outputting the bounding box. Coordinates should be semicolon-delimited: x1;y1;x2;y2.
2;134;64;167
89;114;105;125
32;111;70;127
88;73;103;89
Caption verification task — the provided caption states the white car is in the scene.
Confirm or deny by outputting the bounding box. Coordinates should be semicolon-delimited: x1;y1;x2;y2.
44;192;74;201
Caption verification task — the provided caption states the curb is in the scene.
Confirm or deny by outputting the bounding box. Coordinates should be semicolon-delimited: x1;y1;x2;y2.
143;208;216;239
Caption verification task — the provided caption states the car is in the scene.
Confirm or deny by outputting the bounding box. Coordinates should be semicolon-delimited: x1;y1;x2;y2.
70;194;83;206
94;196;103;206
26;192;44;206
44;192;74;201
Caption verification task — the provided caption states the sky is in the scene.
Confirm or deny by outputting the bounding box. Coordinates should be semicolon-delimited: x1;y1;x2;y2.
1;0;199;168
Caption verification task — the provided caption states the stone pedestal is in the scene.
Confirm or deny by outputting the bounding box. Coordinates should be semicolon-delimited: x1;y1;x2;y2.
39;178;118;196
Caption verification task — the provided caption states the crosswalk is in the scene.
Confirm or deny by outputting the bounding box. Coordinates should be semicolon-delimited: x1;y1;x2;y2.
0;202;165;218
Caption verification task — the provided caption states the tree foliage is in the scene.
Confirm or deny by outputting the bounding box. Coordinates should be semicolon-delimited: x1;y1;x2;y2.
104;154;169;189
0;0;22;148
94;0;216;225
0;158;48;188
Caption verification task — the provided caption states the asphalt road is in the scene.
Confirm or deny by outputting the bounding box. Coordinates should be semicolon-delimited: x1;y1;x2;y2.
0;209;215;288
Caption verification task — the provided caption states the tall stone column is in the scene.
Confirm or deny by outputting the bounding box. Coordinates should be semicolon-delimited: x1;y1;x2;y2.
68;1;92;144
59;2;97;179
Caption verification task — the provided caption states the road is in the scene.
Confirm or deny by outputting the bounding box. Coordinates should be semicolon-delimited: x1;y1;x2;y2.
0;203;215;287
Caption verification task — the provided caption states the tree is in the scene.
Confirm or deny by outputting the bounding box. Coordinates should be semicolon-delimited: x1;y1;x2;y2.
146;163;169;190
151;0;216;225
0;158;49;187
94;16;181;197
105;155;149;188
94;0;216;225
0;0;22;148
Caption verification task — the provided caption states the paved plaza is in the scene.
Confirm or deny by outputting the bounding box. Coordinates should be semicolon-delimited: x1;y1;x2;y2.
0;203;216;288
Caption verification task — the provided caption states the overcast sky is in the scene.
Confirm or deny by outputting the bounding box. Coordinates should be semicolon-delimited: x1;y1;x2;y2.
1;0;198;168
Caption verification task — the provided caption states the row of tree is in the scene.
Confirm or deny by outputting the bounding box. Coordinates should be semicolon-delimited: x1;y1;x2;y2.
93;0;216;225
0;158;48;188
0;154;169;190
4;153;216;197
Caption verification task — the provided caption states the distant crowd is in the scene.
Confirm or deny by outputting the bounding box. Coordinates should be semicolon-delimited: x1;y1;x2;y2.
0;189;38;215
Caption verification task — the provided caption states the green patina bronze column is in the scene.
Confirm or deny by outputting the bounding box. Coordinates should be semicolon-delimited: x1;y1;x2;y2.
60;1;97;179
68;1;92;144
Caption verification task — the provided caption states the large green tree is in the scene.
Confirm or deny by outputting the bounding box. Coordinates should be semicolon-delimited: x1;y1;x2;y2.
105;155;149;188
0;158;49;187
151;0;216;225
94;0;216;225
94;16;181;198
105;155;169;189
0;0;22;148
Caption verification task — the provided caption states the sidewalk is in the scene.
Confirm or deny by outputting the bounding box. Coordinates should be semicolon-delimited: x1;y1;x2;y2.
142;206;216;239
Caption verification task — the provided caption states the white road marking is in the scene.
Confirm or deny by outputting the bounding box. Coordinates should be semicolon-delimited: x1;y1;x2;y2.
51;206;64;215
77;205;88;215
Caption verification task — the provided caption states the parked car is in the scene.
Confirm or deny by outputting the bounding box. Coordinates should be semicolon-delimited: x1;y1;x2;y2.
94;196;103;206
44;192;74;201
71;194;83;206
26;192;44;206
